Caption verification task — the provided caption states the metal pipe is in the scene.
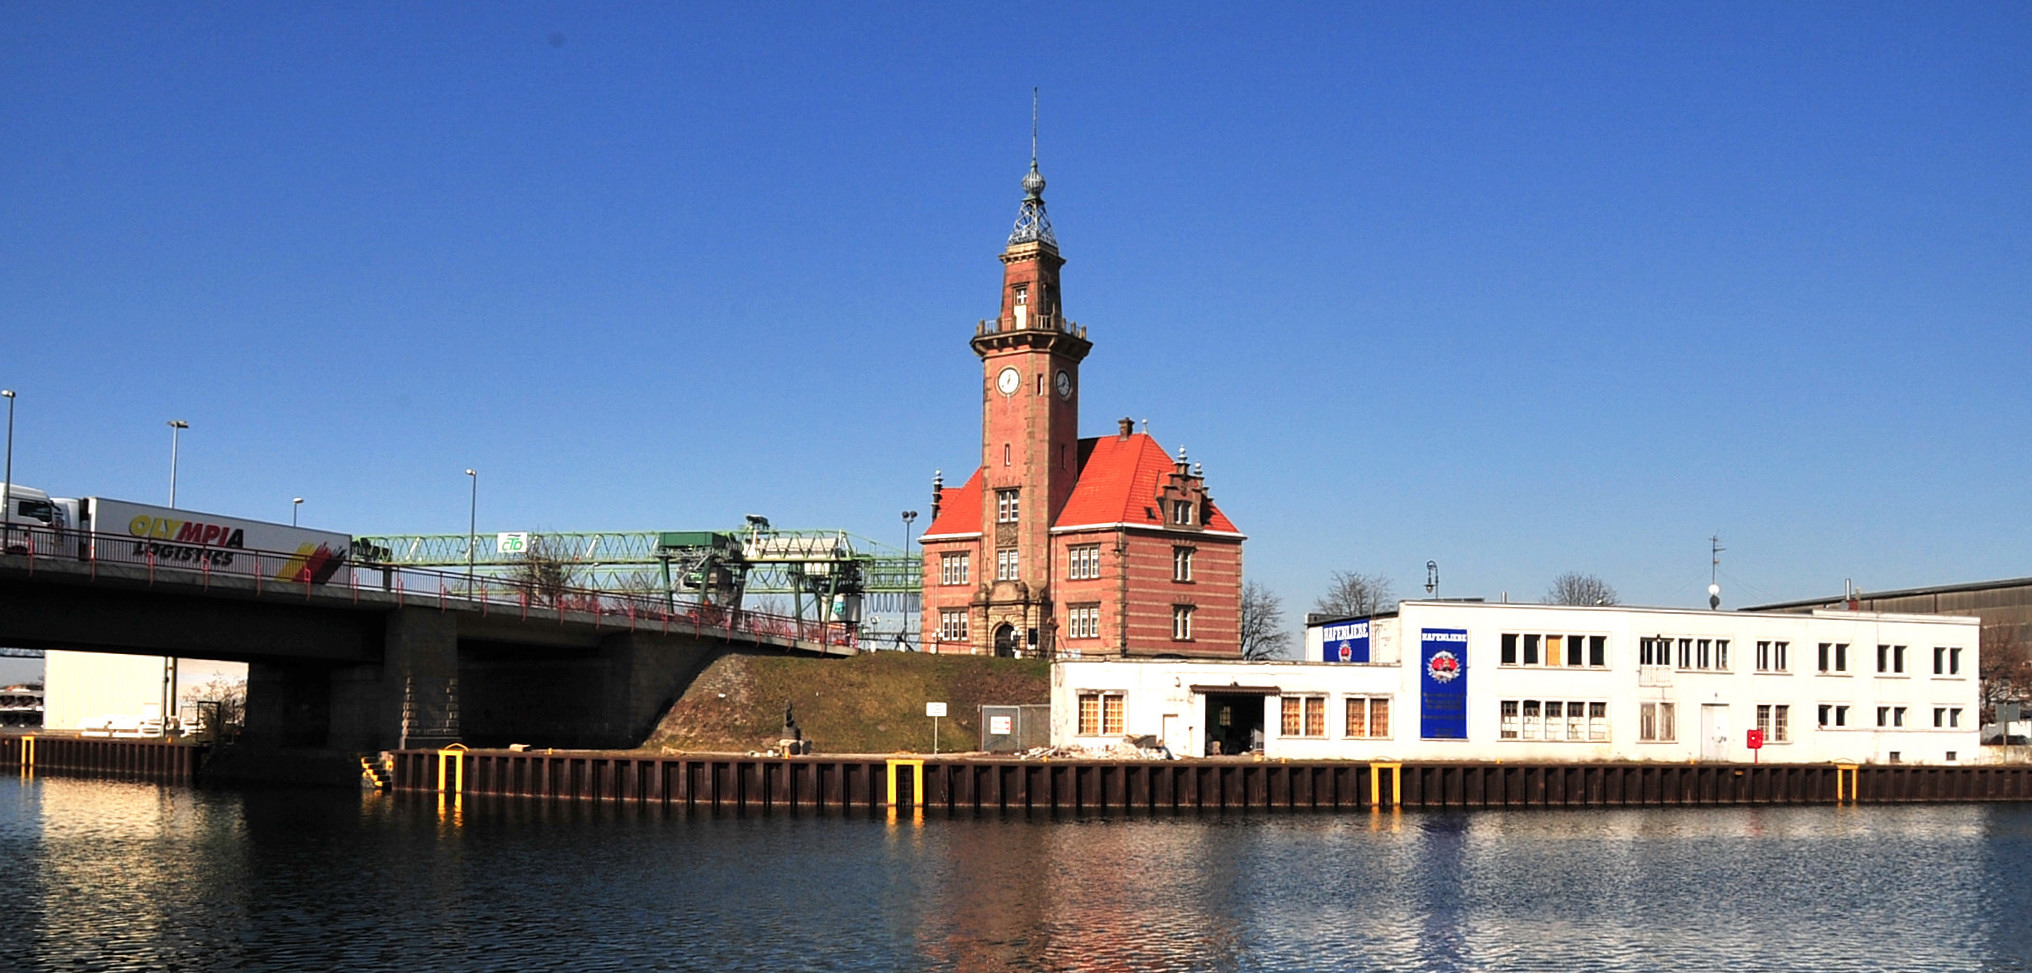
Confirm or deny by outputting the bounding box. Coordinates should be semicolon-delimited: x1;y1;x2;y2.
464;469;478;594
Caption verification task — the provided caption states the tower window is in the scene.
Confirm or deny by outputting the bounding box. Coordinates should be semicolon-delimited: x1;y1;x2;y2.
996;548;1019;581
1003;444;1011;466
1013;285;1028;306
996;489;1020;523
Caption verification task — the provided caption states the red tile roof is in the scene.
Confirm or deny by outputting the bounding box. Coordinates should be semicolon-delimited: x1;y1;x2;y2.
919;468;983;539
1055;433;1241;534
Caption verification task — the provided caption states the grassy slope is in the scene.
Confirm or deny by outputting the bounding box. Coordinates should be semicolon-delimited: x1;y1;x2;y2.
645;652;1049;755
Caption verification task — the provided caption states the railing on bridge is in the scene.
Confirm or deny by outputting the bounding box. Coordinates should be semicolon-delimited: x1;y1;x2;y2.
0;525;858;652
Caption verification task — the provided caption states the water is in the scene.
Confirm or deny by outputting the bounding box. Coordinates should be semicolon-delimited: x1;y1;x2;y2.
3;775;2031;972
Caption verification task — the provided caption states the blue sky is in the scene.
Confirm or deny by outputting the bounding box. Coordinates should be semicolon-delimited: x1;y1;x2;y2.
3;3;2027;625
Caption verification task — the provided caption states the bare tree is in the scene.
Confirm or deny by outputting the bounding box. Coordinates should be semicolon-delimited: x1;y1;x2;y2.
1315;571;1396;618
509;535;581;607
1544;572;1620;606
1240;581;1291;660
181;675;245;730
1981;624;2032;724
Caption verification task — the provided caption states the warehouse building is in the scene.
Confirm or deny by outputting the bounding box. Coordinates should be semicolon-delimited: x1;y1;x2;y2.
1051;601;1982;764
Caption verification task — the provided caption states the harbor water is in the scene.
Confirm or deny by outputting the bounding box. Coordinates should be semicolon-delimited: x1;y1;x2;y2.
2;774;2030;972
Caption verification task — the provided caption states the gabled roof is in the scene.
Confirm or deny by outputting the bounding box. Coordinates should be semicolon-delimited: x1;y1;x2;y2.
919;468;983;539
1055;432;1241;534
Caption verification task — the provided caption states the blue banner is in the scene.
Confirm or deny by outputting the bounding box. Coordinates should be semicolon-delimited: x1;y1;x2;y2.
1420;628;1468;739
1320;619;1370;663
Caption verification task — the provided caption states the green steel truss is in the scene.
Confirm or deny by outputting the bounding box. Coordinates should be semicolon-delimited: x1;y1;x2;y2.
353;527;923;646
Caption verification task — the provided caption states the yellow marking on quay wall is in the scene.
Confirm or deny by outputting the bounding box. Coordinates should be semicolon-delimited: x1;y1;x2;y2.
437;743;468;794
1370;762;1402;809
1836;763;1860;803
886;759;925;808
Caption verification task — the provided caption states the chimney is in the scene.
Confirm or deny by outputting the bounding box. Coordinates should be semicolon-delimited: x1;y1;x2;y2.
1117;417;1133;440
930;469;944;521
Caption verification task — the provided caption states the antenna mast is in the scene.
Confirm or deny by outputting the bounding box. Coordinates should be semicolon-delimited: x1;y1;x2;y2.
1031;86;1039;168
1708;534;1724;609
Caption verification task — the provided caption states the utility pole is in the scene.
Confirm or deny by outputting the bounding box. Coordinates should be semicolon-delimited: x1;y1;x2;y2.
465;469;478;594
1708;534;1724;610
167;420;189;508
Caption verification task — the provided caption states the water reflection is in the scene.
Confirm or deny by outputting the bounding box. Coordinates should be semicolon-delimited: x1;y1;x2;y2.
1;775;2030;972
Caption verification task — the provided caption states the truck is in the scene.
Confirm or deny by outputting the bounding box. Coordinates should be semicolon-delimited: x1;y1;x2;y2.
0;483;352;585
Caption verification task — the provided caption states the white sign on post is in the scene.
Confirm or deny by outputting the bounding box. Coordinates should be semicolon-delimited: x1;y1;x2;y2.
989;715;1012;735
925;702;948;718
497;532;530;555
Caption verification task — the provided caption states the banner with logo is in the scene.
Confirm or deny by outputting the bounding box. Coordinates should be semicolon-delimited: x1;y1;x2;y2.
1320;619;1370;663
1420;628;1468;739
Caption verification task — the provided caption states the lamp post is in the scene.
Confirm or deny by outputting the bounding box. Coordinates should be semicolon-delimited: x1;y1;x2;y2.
167;420;189;508
292;497;303;527
464;469;478;593
1425;560;1439;600
2;390;15;550
901;510;918;561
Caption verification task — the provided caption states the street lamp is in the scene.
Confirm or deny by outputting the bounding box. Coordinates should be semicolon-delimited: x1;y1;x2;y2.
465;469;478;593
1425;560;1439;600
292;497;303;527
901;510;918;560
167;420;189;509
2;390;15;550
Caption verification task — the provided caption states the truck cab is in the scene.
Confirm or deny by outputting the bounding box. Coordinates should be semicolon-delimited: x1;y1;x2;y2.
0;484;80;556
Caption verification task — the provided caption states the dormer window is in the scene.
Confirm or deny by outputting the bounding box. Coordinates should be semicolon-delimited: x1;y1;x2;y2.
1172;501;1195;526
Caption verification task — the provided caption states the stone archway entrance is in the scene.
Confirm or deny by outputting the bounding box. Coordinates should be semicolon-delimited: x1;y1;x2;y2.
993;623;1019;658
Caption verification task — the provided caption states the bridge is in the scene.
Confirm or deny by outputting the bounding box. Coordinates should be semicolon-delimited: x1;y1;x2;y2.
0;528;858;773
355;523;923;649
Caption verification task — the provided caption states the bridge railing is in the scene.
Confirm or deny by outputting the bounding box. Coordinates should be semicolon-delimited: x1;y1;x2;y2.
0;524;859;652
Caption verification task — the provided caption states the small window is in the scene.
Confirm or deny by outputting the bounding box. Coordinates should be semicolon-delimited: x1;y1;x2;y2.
1280;696;1326;738
996;489;1020;523
1589;635;1607;668
996;548;1018;581
1078;692;1124;736
1346;696;1391;739
1172;547;1194;582
1172;605;1194;641
939;610;969;642
940;553;970;586
1640;702;1676;742
1172;501;1195;526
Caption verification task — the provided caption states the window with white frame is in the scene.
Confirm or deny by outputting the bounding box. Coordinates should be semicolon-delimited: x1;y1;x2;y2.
938;610;969;643
1281;695;1326;738
1647;636;1729;671
1877;706;1907;728
1499;699;1607;741
1756;641;1789;672
1877;644;1908;674
1933;707;1964;728
1067;544;1101;580
1172;546;1194;582
1818;704;1850;728
939;552;970;586
1172;500;1195;526
1345;696;1391;738
1818;642;1849;673
996;548;1018;581
995;489;1020;523
1078;692;1124;736
1640;701;1676;742
1066;604;1099;640
1933;646;1963;676
1756;704;1790;743
1506;633;1609;668
1172;605;1194;641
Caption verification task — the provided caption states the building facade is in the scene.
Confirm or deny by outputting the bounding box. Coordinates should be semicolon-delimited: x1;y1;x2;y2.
918;156;1243;659
1052;601;1983;764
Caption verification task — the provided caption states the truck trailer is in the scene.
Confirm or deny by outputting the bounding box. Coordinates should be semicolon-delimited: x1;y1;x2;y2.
1;484;351;584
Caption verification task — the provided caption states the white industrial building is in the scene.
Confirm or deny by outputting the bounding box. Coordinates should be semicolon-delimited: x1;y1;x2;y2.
1051;601;1983;765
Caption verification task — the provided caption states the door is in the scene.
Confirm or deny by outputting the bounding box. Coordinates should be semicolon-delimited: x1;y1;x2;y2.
992;623;1018;658
1701;704;1729;761
1160;714;1182;757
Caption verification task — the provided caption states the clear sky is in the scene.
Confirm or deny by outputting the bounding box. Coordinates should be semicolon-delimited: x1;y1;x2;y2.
4;3;2027;631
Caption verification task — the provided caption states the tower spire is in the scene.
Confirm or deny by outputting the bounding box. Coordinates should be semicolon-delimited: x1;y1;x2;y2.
1009;88;1056;248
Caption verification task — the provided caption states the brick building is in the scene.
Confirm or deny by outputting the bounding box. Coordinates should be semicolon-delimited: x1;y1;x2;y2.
917;154;1244;658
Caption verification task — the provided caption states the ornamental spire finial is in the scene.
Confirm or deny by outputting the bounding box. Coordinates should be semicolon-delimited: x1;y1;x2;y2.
1009;87;1057;248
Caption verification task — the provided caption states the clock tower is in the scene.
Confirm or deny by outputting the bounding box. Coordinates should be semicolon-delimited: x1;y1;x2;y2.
968;149;1090;656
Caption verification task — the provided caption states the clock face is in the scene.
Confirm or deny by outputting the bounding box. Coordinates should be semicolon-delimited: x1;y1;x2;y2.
996;367;1020;396
1056;369;1073;399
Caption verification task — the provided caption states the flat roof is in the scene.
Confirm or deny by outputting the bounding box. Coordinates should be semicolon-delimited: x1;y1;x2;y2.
1746;576;2032;611
1305;599;1979;628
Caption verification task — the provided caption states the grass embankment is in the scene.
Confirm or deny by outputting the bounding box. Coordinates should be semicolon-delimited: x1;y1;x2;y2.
644;652;1049;755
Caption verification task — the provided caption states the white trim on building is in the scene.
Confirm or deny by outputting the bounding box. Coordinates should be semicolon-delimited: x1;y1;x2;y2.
1050;601;1982;765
